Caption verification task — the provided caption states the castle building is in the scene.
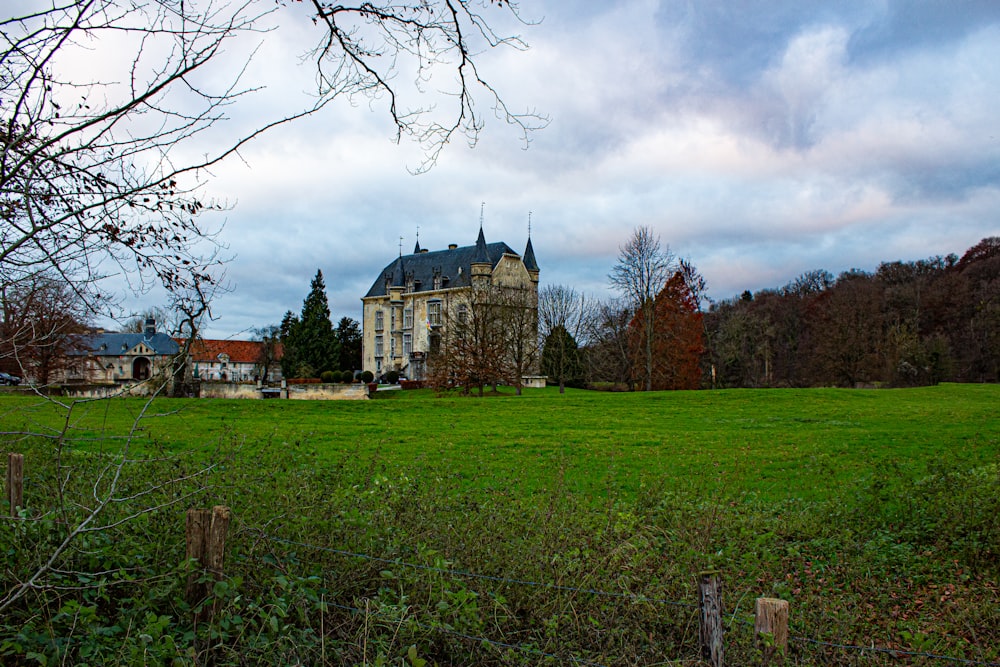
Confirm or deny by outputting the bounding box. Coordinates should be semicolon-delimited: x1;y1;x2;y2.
361;227;539;380
62;319;179;386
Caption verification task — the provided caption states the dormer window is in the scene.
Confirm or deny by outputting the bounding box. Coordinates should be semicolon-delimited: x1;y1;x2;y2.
433;274;442;290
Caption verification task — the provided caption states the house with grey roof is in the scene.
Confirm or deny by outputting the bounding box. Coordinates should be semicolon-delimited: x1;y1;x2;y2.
361;227;539;381
61;318;179;389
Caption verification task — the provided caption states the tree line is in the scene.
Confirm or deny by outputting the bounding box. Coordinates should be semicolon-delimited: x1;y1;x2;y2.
703;236;999;388
539;230;999;391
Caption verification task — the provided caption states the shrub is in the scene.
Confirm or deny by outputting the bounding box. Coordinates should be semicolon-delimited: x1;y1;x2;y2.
360;370;374;384
385;370;399;384
341;371;355;383
321;370;337;383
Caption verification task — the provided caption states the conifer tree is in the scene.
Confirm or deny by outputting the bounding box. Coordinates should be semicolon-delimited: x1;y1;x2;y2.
541;325;584;392
281;271;339;377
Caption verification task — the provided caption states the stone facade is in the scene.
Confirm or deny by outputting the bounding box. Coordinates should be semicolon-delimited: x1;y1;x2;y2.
61;319;178;390
361;228;539;380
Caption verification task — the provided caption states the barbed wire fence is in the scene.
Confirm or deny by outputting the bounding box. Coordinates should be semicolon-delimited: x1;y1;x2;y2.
238;527;1000;667
5;452;998;667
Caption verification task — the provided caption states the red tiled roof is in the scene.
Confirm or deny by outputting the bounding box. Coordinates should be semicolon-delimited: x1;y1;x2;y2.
174;338;283;363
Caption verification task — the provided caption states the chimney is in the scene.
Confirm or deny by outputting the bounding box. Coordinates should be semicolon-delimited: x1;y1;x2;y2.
448;243;458;250
144;318;156;337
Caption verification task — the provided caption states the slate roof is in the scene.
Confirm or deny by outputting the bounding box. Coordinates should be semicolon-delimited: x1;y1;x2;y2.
364;239;519;298
71;331;179;357
523;237;539;273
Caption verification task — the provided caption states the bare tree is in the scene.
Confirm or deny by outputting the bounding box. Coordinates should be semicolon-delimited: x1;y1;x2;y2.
609;226;676;391
538;284;587;393
2;1;543;317
499;283;539;396
585;297;635;389
428;284;507;395
0;272;91;384
253;324;282;382
427;282;537;396
1;0;541;626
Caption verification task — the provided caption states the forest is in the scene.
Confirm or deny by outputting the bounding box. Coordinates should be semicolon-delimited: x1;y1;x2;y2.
700;236;999;388
551;236;1000;390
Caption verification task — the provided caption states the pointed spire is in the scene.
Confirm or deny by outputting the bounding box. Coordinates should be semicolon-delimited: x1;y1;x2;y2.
523;237;539;272
414;226;421;254
473;225;490;264
524;211;539;272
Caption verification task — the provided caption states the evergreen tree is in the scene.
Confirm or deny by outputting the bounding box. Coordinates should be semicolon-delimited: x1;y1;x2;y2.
541;325;584;392
335;317;363;372
281;271;339;377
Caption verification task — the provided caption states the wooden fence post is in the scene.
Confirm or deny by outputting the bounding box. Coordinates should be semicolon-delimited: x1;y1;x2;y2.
755;597;789;666
185;505;230;616
206;505;231;578
7;453;24;517
698;570;724;667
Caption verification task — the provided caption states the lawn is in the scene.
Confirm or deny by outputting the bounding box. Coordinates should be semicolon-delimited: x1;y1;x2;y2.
1;384;998;666
3;383;996;504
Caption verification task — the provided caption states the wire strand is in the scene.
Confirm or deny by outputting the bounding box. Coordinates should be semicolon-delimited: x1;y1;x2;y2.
253;530;1000;667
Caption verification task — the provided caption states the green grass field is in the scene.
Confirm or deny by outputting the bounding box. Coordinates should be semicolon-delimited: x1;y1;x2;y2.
4;383;997;503
2;384;998;666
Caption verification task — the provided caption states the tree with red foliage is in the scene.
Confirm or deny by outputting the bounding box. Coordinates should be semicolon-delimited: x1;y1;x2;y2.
629;272;704;390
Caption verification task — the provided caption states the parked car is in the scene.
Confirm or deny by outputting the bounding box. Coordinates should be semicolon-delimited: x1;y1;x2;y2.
0;372;21;386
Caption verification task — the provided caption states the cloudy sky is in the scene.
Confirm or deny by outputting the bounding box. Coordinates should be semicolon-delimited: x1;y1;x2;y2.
119;0;1000;338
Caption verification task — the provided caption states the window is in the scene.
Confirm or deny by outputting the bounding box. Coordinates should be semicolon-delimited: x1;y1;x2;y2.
403;306;413;329
403;333;412;357
428;301;442;326
457;304;468;324
376;358;382;373
374;310;384;331
374;335;383;357
390;337;396;357
433;274;442;290
429;334;441;355
390;308;397;330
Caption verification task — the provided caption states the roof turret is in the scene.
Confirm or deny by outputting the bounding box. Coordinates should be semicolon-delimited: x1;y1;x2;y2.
472;226;490;264
523;237;539;272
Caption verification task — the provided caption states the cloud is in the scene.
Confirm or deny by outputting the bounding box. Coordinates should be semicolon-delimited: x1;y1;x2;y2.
73;0;1000;339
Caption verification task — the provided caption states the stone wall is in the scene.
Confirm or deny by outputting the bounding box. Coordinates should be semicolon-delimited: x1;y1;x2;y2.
199;383;264;399
62;381;370;400
287;383;368;400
